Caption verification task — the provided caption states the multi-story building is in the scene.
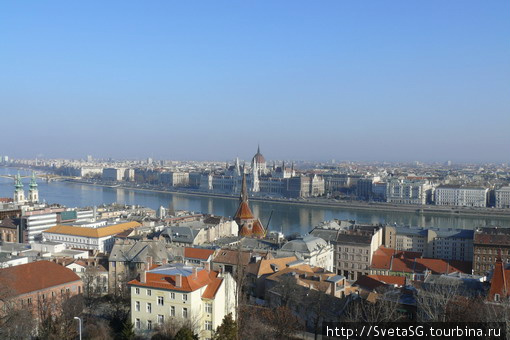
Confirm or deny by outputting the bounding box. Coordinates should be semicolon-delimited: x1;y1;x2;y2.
335;225;384;280
473;227;510;276
495;186;510;209
102;168;125;181
434;186;488;207
161;172;190;187
109;240;172;292
0;260;83;313
19;208;63;242
386;179;432;205
384;226;474;261
0;217;18;243
42;221;141;252
276;235;334;272
128;263;236;339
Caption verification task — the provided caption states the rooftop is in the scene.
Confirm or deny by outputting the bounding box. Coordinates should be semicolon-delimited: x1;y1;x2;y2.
0;260;81;297
44;221;141;238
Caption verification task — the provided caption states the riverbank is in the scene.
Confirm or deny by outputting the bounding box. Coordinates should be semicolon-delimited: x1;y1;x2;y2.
65;179;510;219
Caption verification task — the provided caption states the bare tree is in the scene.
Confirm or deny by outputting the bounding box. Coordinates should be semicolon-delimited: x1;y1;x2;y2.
343;288;405;323
416;281;460;322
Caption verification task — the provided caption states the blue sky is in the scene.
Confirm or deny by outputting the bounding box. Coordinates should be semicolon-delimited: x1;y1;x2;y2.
1;1;509;162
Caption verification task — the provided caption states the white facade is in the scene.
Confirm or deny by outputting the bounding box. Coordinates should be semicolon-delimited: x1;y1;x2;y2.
23;213;58;242
386;179;431;205
130;265;237;340
277;235;334;272
434;186;488;207
495;186;510;209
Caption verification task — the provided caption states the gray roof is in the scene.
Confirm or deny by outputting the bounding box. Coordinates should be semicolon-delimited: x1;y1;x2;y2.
309;228;339;243
149;263;197;277
109;240;172;263
162;226;200;244
395;226;474;239
326;275;346;283
281;235;328;253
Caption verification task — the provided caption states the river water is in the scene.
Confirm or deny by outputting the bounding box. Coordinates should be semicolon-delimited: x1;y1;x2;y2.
1;167;509;235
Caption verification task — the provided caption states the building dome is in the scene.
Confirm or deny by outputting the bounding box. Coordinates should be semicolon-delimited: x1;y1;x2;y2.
252;145;266;165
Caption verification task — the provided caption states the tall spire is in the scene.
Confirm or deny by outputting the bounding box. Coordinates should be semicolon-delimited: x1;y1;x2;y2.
257;144;260;154
240;173;248;203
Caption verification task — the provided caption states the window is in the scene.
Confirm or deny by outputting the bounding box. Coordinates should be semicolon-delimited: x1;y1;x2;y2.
158;315;164;324
27;298;32;305
495;294;501;302
170;306;175;317
205;303;212;314
147;303;152;313
135;301;140;312
158;296;164;306
147;289;152;296
183;307;188;318
182;294;188;301
135;287;140;295
205;321;212;331
170;292;175;299
147;320;152;330
135;319;141;329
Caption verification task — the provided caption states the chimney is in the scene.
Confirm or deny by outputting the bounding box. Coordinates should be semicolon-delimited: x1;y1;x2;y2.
162;258;168;265
204;262;211;272
146;256;153;269
141;270;146;283
192;267;198;279
175;274;182;288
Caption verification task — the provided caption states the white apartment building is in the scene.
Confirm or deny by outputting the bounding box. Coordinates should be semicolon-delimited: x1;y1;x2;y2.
21;210;59;242
386;179;432;205
434;186;488;207
129;263;236;340
277;235;334;272
42;221;141;252
495;186;510;209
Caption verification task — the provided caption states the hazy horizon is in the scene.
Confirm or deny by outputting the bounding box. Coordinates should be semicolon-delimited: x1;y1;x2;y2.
1;1;509;163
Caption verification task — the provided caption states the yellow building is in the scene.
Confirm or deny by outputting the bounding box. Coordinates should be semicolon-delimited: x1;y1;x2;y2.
129;263;236;340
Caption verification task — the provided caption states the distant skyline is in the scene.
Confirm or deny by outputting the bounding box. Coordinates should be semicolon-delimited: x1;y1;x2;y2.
1;1;509;163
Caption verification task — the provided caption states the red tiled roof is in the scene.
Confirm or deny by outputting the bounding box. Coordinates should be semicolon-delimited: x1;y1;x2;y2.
202;274;223;299
368;275;406;286
234;202;255;220
0;260;81;297
371;246;471;275
239;219;265;238
488;258;510;300
128;267;221;294
246;256;298;277
184;247;215;260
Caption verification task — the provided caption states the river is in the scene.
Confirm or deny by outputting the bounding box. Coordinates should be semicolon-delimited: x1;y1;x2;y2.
1;167;509;235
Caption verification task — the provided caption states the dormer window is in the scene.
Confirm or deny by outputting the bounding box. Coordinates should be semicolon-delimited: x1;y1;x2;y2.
495;294;501;302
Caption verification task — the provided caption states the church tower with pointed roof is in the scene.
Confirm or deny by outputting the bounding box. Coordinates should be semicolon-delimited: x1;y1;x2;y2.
14;173;25;204
234;174;265;238
28;172;39;203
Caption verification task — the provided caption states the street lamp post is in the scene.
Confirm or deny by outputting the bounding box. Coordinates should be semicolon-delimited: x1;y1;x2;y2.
74;317;82;340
